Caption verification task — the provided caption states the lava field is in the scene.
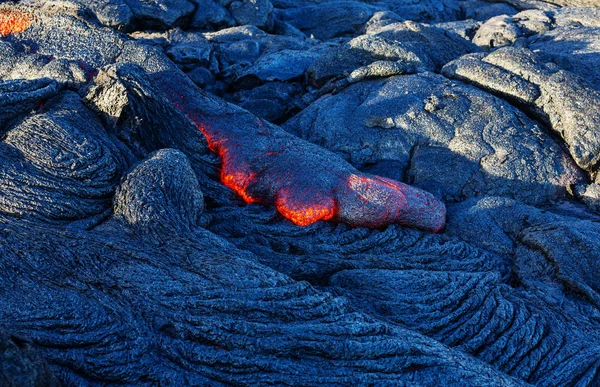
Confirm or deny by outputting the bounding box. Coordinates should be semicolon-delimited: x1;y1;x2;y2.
2;0;600;385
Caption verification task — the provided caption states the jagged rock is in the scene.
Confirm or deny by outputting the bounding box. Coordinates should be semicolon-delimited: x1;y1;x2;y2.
234;49;319;88
366;19;478;67
472;7;600;49
278;1;383;40
435;19;482;40
228;0;274;29
529;27;600;91
189;0;234;30
330;265;600;385
0;91;127;224
472;10;552;48
0;78;59;129
575;183;600;212
0;330;58;387
0;219;528;386
285;72;584;205
114;149;204;237
58;0;196;31
231;81;304;122
447;196;600;309
462;0;518;20
186;65;217;88
272;0;464;23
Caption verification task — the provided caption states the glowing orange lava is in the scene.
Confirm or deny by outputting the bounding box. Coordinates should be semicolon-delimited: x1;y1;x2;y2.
221;169;257;203
192;120;258;204
0;10;32;37
275;188;336;226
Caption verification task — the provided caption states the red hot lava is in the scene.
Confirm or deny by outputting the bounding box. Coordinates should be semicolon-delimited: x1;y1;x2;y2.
0;10;31;37
171;82;445;232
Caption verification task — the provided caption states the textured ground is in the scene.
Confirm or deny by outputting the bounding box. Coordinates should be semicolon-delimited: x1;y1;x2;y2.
2;0;600;385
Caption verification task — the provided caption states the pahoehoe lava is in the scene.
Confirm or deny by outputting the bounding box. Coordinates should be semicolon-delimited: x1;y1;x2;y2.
2;0;600;386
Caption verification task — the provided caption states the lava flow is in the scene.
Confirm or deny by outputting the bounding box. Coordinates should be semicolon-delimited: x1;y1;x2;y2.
193;120;259;204
339;174;446;232
0;10;32;37
167;81;445;232
275;188;336;226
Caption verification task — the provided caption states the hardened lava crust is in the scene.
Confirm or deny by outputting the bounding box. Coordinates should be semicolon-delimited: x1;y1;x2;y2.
2;0;600;386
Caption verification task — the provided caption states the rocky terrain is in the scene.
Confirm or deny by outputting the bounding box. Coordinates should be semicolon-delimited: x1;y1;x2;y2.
2;0;600;385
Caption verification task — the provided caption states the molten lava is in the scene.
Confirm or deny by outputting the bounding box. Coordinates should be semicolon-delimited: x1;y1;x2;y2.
275;188;336;226
164;79;445;232
0;10;32;37
193;120;258;204
341;173;445;232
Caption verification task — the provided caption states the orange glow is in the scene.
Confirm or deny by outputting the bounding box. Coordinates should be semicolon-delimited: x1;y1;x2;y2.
0;10;32;37
275;189;336;226
221;170;257;203
190;119;258;203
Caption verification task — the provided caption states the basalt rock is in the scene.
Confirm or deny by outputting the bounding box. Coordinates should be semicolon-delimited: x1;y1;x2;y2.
442;47;600;173
284;72;584;205
306;20;476;88
2;1;600;386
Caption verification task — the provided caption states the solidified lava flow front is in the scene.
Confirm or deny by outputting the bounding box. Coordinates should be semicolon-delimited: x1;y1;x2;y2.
0;10;32;37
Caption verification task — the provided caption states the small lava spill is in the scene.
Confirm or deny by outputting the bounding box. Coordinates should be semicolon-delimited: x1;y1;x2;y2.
0;10;32;37
189;117;445;231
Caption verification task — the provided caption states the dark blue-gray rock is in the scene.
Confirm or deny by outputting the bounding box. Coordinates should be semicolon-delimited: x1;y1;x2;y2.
435;19;482;40
0;330;59;387
228;0;274;29
306;21;476;87
472;7;600;49
285;72;584;205
529;27;600;91
278;1;383;40
0;78;59;129
442;47;600;173
231;81;304;122
3;1;600;386
272;0;464;23
189;0;235;29
234;49;319;88
462;0;518;20
0;91;128;224
114;149;205;237
83;0;196;31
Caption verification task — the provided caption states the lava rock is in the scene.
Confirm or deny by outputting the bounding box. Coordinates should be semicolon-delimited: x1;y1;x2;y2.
307;21;476;87
285;72;583;205
442;47;600;172
3;1;600;386
278;1;383;40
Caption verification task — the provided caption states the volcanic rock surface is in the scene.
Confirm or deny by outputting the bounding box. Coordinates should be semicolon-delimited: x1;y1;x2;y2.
2;0;600;386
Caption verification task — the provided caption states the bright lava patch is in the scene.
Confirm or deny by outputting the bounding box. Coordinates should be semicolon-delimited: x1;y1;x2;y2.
0;10;32;37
